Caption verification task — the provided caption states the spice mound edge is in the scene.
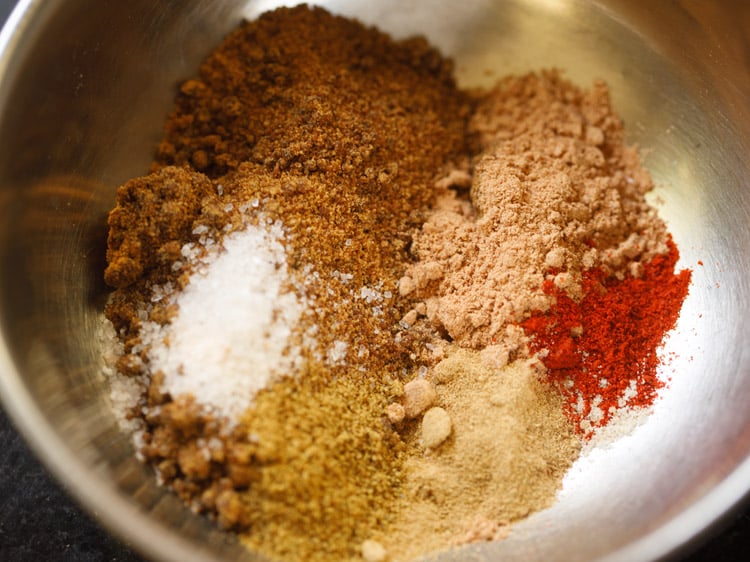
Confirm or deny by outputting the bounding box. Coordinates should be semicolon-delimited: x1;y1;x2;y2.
522;237;691;437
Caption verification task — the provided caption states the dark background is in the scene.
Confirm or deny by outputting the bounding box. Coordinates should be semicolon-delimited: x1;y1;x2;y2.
0;1;748;561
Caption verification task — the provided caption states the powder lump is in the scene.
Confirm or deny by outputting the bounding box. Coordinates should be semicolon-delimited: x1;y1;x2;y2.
403;379;438;419
421;406;452;449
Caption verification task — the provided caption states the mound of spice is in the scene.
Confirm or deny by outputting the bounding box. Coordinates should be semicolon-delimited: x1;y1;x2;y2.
378;349;580;560
101;5;690;562
521;240;690;432
402;70;690;435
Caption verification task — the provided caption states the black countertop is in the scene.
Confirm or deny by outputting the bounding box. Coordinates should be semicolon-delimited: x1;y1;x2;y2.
0;1;748;561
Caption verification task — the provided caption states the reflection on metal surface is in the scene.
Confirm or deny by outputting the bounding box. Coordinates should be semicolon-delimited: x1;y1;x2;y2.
0;1;748;562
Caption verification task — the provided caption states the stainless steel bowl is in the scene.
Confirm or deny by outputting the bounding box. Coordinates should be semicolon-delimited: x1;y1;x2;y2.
0;1;748;561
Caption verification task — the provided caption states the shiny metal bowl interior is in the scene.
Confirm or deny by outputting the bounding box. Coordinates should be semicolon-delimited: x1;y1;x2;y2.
0;1;749;561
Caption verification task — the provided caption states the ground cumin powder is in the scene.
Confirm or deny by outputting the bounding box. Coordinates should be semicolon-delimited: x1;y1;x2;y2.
101;5;689;562
233;365;405;561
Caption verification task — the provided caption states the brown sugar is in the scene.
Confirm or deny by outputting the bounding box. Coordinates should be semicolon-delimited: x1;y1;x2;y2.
153;4;472;182
104;166;215;289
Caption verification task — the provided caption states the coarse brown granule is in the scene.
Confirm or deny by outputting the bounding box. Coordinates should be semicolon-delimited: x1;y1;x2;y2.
104;166;215;289
154;4;472;181
140;362;406;562
401;70;669;348
377;348;579;561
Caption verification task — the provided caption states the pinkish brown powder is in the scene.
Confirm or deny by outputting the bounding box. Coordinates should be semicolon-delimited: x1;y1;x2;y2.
400;70;669;348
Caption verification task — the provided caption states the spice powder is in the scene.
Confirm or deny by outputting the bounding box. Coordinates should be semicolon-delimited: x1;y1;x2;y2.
101;5;690;562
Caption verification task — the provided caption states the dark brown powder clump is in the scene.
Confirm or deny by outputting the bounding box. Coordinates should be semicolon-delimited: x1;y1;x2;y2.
154;4;471;182
104;166;214;289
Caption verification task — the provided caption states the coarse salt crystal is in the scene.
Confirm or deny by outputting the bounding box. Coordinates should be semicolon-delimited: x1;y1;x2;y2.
143;220;307;422
359;286;382;303
327;340;349;365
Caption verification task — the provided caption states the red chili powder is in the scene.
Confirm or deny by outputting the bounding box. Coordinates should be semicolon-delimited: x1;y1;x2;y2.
521;238;691;435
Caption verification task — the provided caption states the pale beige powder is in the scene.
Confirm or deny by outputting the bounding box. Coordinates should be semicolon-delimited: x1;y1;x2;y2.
399;70;669;347
378;348;580;561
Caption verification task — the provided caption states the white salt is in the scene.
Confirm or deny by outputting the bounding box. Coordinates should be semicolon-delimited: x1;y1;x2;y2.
359;286;382;303
327;340;349;365
98;316;146;441
143;220;306;422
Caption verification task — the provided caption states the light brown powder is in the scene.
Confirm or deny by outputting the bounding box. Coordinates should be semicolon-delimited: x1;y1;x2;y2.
234;364;405;562
378;348;580;561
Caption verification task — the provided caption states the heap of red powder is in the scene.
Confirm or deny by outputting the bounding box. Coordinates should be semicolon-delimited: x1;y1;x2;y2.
522;239;691;435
